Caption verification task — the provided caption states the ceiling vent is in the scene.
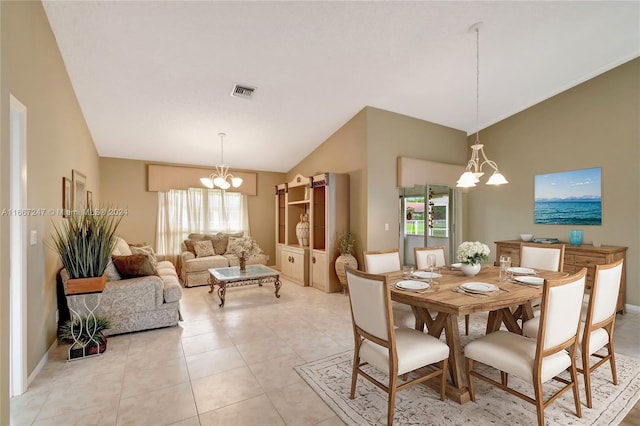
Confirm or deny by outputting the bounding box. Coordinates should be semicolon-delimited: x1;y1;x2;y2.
231;83;256;99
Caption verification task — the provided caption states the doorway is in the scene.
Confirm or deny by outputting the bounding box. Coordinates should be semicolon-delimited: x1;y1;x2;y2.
10;95;27;396
399;184;456;267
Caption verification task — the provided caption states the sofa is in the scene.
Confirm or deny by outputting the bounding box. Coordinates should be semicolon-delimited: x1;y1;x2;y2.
180;232;269;287
62;237;182;336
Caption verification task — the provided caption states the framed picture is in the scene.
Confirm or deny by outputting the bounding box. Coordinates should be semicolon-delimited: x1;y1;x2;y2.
86;191;93;209
534;167;602;225
72;169;87;210
62;177;72;218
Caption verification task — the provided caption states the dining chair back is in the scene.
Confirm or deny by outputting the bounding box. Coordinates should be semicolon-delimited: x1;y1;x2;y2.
363;249;414;329
523;259;624;408
345;267;450;426
465;268;587;426
519;243;565;272
580;258;623;408
414;246;447;269
363;249;402;274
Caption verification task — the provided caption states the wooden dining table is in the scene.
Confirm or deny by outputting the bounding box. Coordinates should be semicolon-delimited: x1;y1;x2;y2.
389;265;568;404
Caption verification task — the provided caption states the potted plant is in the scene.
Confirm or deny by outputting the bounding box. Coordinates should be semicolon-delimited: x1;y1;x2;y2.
59;316;112;359
51;208;122;294
335;231;358;294
456;241;490;277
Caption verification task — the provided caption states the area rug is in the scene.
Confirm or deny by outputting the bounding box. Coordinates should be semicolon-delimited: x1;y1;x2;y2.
296;319;640;425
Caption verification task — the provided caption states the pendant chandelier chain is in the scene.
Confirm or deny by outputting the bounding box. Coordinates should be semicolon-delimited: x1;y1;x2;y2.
475;26;480;144
456;22;508;188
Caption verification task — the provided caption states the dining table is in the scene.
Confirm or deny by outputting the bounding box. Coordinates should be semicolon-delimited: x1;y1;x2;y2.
389;265;568;404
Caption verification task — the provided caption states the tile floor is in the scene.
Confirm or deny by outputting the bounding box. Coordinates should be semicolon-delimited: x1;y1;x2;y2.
10;278;640;425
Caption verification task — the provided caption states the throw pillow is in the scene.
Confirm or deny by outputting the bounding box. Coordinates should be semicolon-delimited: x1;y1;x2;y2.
209;233;229;255
130;244;156;258
183;239;196;255
130;245;159;271
104;261;122;281
193;240;215;258
129;242;150;248
112;254;159;278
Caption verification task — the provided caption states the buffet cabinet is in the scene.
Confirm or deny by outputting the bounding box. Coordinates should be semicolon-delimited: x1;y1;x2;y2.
495;240;627;314
275;173;349;292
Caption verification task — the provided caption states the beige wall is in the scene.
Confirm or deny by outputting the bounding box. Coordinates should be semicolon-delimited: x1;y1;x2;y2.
100;158;285;263
365;107;468;251
0;2;101;417
466;58;640;305
288;106;468;265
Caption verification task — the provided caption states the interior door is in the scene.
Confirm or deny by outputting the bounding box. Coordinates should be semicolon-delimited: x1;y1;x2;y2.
399;184;455;267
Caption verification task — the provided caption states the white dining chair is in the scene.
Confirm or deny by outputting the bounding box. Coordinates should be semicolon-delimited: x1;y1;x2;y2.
465;268;587;426
363;249;415;329
519;242;565;317
345;267;450;426
414;246;447;270
520;242;565;272
523;259;623;408
363;249;402;274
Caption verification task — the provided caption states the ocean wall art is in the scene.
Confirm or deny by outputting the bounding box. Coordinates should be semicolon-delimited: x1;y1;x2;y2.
534;167;602;225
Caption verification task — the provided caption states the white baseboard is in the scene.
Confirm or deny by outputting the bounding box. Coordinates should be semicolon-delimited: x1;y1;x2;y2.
625;304;640;314
28;339;58;387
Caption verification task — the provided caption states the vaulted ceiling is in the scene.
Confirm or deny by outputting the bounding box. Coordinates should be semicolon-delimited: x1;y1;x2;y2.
43;1;640;172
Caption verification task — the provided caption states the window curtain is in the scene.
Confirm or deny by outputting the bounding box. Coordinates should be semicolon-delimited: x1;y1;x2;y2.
156;188;249;267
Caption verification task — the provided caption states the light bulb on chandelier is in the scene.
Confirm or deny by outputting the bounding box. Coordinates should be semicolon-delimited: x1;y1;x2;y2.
457;22;508;189
200;133;243;190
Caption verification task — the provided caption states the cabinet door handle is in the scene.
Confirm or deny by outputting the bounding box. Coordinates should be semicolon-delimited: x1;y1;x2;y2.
291;257;295;264
312;257;316;263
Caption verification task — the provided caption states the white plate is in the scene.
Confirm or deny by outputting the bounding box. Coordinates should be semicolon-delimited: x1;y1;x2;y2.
460;282;498;293
515;276;545;286
507;267;536;275
450;263;462;270
395;280;430;291
412;271;442;279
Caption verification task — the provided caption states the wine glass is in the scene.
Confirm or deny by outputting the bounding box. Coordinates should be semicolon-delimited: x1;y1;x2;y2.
426;254;437;274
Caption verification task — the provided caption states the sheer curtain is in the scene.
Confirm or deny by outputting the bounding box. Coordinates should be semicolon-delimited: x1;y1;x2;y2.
156;188;249;266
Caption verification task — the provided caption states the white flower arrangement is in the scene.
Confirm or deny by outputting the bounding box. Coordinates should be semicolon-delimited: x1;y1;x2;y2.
228;237;262;259
456;241;490;265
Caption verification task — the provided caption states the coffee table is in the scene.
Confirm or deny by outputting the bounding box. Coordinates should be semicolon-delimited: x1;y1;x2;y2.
208;265;282;307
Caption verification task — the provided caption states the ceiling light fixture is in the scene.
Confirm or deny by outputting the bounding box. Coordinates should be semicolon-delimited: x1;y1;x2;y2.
200;133;243;190
457;22;508;188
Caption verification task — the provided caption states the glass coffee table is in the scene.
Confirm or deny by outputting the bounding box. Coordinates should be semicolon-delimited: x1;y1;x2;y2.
208;265;282;307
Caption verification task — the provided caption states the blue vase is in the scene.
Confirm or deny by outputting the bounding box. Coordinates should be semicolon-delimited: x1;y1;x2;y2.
568;230;583;246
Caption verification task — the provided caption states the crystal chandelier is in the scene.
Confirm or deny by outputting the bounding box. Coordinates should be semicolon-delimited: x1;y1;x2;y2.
457;23;508;188
200;133;243;190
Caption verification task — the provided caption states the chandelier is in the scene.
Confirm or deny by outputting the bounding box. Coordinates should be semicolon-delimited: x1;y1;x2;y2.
457;23;508;188
200;133;243;190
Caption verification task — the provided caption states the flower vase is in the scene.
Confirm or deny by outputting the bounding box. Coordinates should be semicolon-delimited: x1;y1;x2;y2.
335;254;358;294
239;256;246;272
460;263;481;277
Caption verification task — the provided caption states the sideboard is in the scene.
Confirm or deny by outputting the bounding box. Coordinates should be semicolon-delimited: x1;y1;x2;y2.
494;240;627;314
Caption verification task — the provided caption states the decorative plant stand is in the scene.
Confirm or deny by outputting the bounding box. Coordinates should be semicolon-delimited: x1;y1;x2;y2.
66;293;103;361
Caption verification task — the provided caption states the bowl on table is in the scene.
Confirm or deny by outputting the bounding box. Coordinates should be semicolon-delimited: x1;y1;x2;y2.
520;233;534;242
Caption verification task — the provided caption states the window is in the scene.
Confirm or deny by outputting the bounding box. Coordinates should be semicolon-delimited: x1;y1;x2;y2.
156;188;249;257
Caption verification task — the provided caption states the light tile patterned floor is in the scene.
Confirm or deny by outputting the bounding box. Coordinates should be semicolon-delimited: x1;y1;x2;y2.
10;278;640;425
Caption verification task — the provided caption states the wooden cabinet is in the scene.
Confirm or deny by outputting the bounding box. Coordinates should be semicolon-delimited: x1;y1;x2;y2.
311;250;328;291
279;244;309;286
495;240;627;314
275;173;349;292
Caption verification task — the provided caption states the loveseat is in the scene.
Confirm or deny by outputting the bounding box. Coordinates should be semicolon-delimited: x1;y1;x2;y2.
62;237;182;336
180;232;269;287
